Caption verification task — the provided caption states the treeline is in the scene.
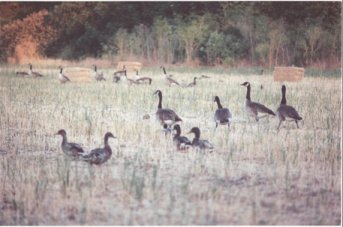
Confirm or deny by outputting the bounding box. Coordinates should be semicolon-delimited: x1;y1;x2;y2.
0;2;340;68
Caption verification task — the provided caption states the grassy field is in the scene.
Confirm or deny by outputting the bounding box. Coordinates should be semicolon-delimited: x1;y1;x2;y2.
0;65;341;225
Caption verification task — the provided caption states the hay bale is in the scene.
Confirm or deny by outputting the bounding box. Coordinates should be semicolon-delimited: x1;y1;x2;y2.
273;66;304;82
117;61;142;72
63;67;92;83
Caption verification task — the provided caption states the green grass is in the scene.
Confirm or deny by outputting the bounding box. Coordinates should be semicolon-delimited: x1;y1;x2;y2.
0;65;341;225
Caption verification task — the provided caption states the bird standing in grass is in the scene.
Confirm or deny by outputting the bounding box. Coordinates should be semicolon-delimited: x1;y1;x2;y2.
58;66;71;83
81;132;116;165
188;127;214;151
214;96;232;130
154;90;182;127
28;63;44;77
276;85;302;129
92;64;106;81
241;81;275;121
56;129;85;159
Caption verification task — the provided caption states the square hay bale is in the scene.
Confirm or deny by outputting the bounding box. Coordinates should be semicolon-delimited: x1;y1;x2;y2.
273;66;304;82
117;61;142;72
63;67;92;83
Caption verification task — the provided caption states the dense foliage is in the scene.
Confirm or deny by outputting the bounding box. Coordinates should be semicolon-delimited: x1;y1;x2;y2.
0;2;340;68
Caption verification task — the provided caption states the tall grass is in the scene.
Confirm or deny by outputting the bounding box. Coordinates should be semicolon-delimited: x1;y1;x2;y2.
0;65;341;225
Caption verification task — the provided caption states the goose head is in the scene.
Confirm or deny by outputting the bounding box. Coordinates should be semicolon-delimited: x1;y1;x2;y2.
214;96;220;103
104;132;116;139
240;81;250;87
56;129;66;136
153;90;162;96
188;127;200;138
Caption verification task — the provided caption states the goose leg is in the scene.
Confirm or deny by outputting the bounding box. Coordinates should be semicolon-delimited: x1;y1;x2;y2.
277;120;282;130
295;120;299;128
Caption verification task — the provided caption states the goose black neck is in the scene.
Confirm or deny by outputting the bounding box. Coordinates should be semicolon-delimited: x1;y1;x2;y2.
193;130;200;139
136;70;138;76
61;134;67;144
94;66;97;72
104;135;110;147
29;64;32;70
60;68;63;73
157;92;162;109
174;127;181;136
163;67;167;75
194;77;197;84
246;85;251;101
215;99;223;109
281;88;287;105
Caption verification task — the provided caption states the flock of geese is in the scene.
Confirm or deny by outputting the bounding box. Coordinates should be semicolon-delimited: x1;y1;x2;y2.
15;64;302;165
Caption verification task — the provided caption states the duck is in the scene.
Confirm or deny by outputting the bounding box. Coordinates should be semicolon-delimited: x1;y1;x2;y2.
56;129;85;159
172;124;192;150
186;77;197;87
241;81;275;121
58;66;71;83
154;90;182;127
28;63;44;77
134;69;152;85
81;132;116;165
92;64;106;81
188;127;214;151
161;66;180;86
214;96;232;129
276;85;302;129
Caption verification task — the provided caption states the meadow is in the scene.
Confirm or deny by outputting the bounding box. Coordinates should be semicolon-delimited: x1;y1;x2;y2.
0;65;341;225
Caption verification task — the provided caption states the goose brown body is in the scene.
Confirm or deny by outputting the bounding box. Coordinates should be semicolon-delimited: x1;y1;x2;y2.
173;124;192;150
277;85;302;129
92;65;106;81
214;96;232;129
188;127;214;151
135;70;152;85
241;82;275;121
58;66;71;83
161;66;180;86
81;132;116;165
56;129;85;159
29;63;44;77
186;77;197;87
154;90;182;127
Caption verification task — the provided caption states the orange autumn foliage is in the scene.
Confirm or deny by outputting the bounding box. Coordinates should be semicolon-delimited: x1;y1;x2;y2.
0;10;56;63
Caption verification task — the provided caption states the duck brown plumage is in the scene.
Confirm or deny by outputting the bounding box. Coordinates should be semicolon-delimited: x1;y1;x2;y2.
81;132;116;165
241;81;275;121
276;85;302;129
56;129;85;159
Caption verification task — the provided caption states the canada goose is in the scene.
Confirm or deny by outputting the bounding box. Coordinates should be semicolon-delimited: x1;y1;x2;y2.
173;124;192;150
56;129;85;159
162;123;172;137
28;63;44;77
81;132;116;165
214;96;232;129
122;70;139;85
154;90;182;127
241;81;275;121
161;66;180;86
186;77;197;87
58;66;71;83
92;64;106;81
113;75;121;83
135;69;152;85
16;71;29;76
188;127;214;151
276;85;302;129
113;65;126;76
201;74;210;79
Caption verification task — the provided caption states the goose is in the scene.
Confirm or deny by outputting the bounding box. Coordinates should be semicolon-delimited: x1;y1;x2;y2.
56;129;85;159
241;81;275;121
154;90;182;127
16;71;29;76
28;63;44;77
92;64;106;81
113;65;126;76
172;124;192;150
135;69;152;85
161;66;180;86
122;70;139;85
162;123;172;137
214;96;232;129
58;66;71;83
276;85;302;129
188;127;214;151
81;132;116;165
186;77;197;87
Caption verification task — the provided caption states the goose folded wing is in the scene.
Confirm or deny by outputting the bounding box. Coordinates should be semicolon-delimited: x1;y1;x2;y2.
215;108;232;123
251;102;275;115
69;142;85;154
282;105;302;120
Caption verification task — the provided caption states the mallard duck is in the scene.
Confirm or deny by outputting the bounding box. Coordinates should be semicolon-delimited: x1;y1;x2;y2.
277;85;302;129
188;127;214;151
81;132;116;165
241;81;275;121
154;90;182;127
214;96;232;130
56;129;85;159
173;124;192;150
